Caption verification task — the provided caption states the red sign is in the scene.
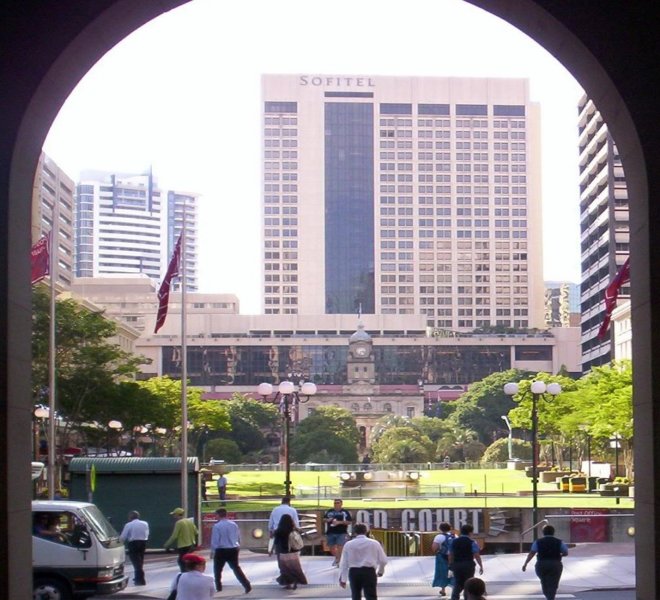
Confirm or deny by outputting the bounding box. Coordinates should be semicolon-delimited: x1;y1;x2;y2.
570;509;609;542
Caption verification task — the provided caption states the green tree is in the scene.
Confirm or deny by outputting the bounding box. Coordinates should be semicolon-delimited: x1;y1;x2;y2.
216;394;279;456
205;438;242;464
436;427;483;462
370;414;413;446
481;437;532;462
449;369;529;445
410;415;450;444
371;426;434;463
564;361;633;478
32;288;147;448
506;372;580;467
290;405;359;463
137;376;230;456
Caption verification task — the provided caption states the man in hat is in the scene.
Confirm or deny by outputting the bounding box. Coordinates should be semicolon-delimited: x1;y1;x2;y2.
170;553;215;599
210;508;251;593
164;508;199;572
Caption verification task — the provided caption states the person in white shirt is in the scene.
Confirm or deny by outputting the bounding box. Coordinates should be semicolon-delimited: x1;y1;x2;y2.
339;523;388;600
268;496;300;536
170;553;215;600
119;510;149;586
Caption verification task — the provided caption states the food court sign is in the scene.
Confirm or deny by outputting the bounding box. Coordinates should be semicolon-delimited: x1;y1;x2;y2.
352;508;508;536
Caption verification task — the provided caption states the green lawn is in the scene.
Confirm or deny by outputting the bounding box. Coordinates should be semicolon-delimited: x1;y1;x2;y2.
206;468;635;512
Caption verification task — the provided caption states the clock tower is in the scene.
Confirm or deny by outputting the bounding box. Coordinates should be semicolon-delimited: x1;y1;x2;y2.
347;323;375;384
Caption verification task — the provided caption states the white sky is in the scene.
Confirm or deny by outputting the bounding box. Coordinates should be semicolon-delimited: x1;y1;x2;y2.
43;0;585;315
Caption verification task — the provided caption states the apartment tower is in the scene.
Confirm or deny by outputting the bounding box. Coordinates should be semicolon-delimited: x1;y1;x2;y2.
261;75;544;331
32;152;75;289
577;94;630;372
75;170;199;290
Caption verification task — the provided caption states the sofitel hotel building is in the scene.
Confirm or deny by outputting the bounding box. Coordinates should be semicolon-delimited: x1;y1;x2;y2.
261;75;544;331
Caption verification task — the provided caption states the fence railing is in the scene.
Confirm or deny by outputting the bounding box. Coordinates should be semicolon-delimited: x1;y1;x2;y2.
208;461;512;472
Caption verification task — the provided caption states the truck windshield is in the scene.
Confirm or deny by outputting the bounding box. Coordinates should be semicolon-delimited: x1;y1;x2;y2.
79;505;119;544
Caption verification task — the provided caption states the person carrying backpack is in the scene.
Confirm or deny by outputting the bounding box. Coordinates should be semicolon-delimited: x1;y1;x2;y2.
431;522;455;596
447;524;483;600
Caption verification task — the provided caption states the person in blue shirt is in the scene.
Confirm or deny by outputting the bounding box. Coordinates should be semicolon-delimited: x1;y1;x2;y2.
210;508;251;594
447;524;483;600
522;524;569;600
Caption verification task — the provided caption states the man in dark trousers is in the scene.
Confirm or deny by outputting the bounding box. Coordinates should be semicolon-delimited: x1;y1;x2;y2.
447;524;483;600
118;510;149;586
338;523;387;600
522;524;568;600
210;508;252;594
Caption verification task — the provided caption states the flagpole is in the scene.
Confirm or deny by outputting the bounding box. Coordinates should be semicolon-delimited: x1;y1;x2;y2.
180;210;188;514
48;210;59;499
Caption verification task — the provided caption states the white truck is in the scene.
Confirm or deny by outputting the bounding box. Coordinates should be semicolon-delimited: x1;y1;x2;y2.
33;500;128;599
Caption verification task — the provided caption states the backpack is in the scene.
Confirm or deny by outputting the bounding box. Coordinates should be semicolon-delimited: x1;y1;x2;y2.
439;532;455;556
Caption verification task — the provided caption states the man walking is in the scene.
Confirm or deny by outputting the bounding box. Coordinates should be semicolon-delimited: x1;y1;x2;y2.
210;508;251;594
324;498;352;567
217;472;228;504
522;524;568;600
164;507;199;572
447;524;483;600
119;510;149;586
268;496;299;536
338;523;387;600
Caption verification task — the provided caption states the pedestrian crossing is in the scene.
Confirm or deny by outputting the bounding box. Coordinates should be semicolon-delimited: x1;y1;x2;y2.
227;596;577;599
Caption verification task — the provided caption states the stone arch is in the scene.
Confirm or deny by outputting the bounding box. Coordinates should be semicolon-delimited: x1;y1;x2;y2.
1;2;658;596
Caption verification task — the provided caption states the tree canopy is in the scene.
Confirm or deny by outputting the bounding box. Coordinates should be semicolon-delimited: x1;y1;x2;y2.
289;405;359;463
32;288;148;447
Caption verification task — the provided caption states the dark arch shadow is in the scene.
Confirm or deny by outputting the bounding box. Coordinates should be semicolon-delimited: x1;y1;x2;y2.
1;1;658;596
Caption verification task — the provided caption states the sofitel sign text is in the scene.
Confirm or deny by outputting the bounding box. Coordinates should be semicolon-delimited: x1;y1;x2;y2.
300;76;375;87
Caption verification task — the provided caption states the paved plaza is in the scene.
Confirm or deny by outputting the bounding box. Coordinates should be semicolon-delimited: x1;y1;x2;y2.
107;542;635;599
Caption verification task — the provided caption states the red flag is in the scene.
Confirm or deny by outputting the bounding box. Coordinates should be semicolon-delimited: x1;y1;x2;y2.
154;234;182;333
31;233;51;285
598;257;630;339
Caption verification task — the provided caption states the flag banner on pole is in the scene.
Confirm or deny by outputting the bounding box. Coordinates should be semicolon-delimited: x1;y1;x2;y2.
598;257;630;339
154;234;182;333
31;233;51;285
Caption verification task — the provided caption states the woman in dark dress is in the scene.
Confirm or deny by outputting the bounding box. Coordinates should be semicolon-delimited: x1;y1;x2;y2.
273;513;307;590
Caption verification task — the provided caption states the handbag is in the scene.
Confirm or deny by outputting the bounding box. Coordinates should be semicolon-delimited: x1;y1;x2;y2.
166;573;181;600
288;530;304;552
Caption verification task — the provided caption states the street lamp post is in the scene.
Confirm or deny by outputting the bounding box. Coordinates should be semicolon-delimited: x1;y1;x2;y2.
501;415;513;460
610;432;622;478
33;406;49;462
257;379;317;497
504;380;561;539
108;420;123;456
579;425;592;478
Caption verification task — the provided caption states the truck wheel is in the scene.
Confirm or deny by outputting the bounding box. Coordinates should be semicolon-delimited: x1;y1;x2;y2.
33;578;72;600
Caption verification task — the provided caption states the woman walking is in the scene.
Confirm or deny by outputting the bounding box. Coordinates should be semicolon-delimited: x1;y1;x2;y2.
272;513;308;590
431;522;455;596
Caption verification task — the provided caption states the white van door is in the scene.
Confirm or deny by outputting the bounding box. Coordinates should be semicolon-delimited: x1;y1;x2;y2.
33;509;99;568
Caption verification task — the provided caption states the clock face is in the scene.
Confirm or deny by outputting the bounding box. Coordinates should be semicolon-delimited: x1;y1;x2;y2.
355;345;368;357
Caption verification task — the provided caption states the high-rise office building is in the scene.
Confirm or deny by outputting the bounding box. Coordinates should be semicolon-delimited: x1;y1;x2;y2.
32;152;75;289
577;94;630;372
261;75;545;331
75;170;199;290
167;190;200;292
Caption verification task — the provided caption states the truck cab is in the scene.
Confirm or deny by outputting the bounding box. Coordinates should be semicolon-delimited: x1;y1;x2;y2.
33;500;128;599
